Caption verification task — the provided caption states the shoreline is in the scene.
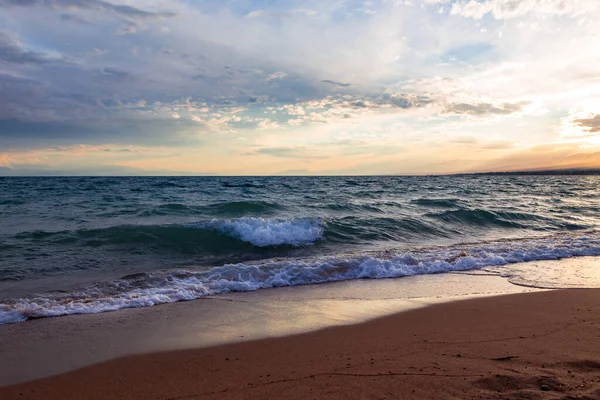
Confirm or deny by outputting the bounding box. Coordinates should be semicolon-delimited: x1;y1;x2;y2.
0;269;541;386
1;288;599;399
3;233;599;324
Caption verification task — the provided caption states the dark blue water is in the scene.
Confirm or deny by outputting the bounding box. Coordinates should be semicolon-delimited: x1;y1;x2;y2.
1;176;599;323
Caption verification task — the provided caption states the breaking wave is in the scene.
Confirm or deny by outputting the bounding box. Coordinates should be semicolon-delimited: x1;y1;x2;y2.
191;217;324;247
2;233;599;324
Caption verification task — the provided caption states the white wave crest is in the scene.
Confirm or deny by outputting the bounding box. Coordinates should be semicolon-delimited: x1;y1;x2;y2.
196;217;323;247
1;233;600;324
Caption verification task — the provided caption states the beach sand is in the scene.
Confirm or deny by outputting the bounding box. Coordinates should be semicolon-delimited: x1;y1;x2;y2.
0;272;539;386
1;288;599;400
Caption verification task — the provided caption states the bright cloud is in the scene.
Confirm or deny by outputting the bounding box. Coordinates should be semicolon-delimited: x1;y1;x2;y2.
448;0;599;20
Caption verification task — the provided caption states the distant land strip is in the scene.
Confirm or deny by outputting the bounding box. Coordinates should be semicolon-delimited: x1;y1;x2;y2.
469;168;600;176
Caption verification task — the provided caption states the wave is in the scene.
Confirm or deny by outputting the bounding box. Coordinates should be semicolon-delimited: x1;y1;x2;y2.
14;217;323;250
427;209;542;228
312;203;386;213
411;198;465;208
205;201;283;216
222;181;262;189
137;203;202;217
428;208;590;231
151;181;187;188
101;201;284;218
11;206;592;263
0;198;26;206
196;217;323;247
325;216;452;243
2;233;599;324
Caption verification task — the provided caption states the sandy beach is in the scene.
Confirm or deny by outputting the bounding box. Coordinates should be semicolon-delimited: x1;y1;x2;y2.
2;288;599;400
1;271;539;385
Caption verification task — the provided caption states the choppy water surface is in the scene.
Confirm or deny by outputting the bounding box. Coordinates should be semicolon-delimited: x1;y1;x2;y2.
1;175;599;324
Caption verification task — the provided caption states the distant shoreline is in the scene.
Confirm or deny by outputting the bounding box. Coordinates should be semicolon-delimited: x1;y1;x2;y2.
1;169;599;177
465;168;600;176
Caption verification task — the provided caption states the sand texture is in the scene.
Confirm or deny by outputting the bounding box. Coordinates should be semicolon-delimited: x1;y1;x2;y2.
1;289;599;400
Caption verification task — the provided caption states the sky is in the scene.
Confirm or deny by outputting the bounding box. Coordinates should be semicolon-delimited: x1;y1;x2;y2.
0;0;599;176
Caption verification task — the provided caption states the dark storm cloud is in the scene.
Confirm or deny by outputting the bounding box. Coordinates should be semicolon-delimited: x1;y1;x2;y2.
444;101;529;116
0;32;50;64
0;0;176;19
573;114;600;133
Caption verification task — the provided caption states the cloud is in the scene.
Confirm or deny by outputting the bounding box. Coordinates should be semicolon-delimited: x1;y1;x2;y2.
0;153;12;168
266;72;286;81
0;73;53;121
0;0;176;20
59;13;92;24
100;67;133;80
246;8;316;19
482;140;513;149
448;0;599;20
450;136;478;144
444;101;529;116
253;146;326;159
0;0;598;174
321;80;351;88
573;114;600;133
448;137;513;150
255;119;279;130
269;92;437;127
0;32;51;64
116;23;139;35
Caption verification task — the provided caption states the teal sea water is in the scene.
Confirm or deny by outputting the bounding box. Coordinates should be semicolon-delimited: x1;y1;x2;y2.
1;175;599;324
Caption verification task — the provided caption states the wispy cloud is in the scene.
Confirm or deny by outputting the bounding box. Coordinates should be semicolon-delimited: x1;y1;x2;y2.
0;0;176;19
447;0;599;20
444;101;530;116
321;80;351;88
252;146;327;159
0;32;53;64
574;114;600;133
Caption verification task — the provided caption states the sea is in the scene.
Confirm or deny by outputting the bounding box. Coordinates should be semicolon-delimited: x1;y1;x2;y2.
1;175;599;325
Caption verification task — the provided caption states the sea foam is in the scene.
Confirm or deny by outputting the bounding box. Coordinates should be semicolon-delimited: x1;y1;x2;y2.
1;233;600;324
193;217;323;247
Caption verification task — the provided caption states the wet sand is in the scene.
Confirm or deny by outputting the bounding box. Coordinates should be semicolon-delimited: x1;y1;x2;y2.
2;289;599;400
0;272;537;386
